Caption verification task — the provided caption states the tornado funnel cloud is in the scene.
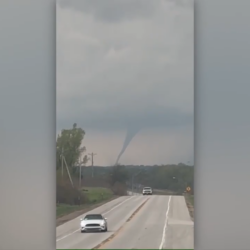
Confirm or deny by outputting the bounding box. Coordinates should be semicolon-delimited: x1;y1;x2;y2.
115;127;140;165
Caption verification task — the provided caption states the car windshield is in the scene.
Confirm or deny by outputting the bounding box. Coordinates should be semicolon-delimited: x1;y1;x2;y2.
84;214;103;220
143;187;151;190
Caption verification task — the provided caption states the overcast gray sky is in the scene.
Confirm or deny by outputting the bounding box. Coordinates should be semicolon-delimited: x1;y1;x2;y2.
56;0;194;166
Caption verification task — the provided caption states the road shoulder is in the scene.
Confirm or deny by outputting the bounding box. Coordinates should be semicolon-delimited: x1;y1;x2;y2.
164;196;194;249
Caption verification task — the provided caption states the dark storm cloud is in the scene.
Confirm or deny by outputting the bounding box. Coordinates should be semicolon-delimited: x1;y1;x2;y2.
57;103;193;132
56;0;193;133
56;0;194;163
58;0;159;23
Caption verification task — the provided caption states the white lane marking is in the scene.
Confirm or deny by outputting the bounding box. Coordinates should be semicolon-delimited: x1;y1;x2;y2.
56;196;135;242
159;196;172;249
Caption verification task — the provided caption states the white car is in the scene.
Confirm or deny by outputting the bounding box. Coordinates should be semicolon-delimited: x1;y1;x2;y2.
142;187;153;195
80;214;108;233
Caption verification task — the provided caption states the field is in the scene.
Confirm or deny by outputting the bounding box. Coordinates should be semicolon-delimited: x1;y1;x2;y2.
82;186;113;203
56;187;114;219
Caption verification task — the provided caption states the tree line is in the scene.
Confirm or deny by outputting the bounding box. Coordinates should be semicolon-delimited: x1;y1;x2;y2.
56;124;194;205
78;164;193;194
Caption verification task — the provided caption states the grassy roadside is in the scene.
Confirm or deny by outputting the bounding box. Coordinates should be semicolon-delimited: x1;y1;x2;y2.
186;194;194;206
57;203;88;218
82;186;113;203
56;187;114;219
153;189;178;195
184;194;194;219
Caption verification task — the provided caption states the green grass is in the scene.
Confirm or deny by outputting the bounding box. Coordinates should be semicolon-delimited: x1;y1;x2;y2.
56;187;114;218
184;193;194;208
82;186;113;203
187;194;194;206
153;189;177;195
56;203;88;218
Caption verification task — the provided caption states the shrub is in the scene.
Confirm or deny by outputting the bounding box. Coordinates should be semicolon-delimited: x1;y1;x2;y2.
56;178;86;205
111;181;127;196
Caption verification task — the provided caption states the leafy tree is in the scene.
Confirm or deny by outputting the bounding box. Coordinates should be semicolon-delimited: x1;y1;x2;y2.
56;123;87;170
129;164;194;193
109;164;129;186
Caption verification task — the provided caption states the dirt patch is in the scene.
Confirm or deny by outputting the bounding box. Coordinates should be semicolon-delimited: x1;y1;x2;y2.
56;196;119;227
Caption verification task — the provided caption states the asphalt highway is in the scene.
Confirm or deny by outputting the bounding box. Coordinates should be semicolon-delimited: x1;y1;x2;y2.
56;195;194;249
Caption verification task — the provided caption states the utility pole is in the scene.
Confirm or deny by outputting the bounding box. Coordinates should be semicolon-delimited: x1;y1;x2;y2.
79;157;82;189
62;155;74;188
61;147;64;179
88;152;97;178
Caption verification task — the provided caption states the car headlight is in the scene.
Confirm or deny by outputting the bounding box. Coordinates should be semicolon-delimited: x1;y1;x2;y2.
100;221;105;225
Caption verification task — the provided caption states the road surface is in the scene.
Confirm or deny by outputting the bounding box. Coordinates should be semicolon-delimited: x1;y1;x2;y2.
56;195;194;249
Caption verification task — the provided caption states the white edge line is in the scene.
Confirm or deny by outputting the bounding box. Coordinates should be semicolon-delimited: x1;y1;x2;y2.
56;195;135;242
159;195;172;249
